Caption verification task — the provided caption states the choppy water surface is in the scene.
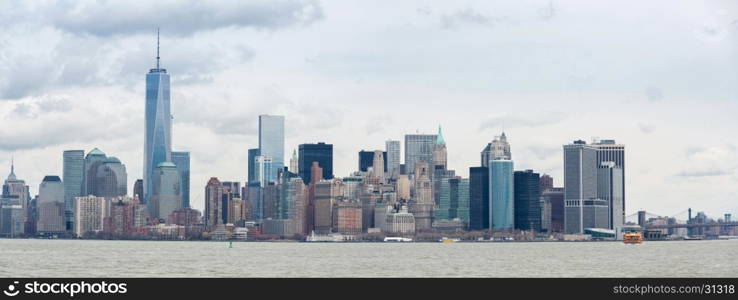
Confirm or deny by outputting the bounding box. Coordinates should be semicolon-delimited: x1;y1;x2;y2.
0;239;735;277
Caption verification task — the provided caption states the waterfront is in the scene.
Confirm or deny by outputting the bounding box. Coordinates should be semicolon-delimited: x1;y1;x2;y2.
0;239;736;277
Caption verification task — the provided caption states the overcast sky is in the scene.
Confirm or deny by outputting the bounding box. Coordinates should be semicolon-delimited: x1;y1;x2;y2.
0;0;736;219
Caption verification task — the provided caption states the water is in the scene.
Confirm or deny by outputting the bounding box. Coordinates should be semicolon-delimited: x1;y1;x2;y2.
0;239;735;277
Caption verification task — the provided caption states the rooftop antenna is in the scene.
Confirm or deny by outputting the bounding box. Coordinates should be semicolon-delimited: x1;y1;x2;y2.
156;27;160;69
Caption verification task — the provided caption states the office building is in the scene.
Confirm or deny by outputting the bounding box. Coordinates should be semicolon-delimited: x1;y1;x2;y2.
289;149;299;174
404;133;436;175
333;201;362;235
171;151;190;208
133;179;143;202
513;170;541;231
563;140;598;233
258;114;285;183
358;150;387;173
313;180;334;234
247;148;260;184
489;160;514;230
541;187;564;232
63;150;84;231
436;177;470;225
36;176;65;234
469;166;489;230
598;162;624;229
385;140;401;179
204;177;222;231
409;161;433;231
298;142;333;185
144;34;172;205
151;162;182;221
431;125;447;170
481;132;511;167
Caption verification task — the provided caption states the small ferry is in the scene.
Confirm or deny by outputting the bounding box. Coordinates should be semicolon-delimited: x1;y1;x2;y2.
383;237;413;242
440;237;460;244
623;232;643;244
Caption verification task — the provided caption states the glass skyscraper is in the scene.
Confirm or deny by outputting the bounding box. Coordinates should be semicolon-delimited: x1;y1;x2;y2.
247;148;260;184
171;151;190;208
258;115;285;184
298;142;333;185
63;150;84;231
437;177;470;223
513;169;541;231
385;140;400;178
489;160;514;230
404;134;436;175
144;36;172;206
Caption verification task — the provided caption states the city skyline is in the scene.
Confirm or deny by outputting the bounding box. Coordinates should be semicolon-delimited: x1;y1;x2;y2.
0;0;736;219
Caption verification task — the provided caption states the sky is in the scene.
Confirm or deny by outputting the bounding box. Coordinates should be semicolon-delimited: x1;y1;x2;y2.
0;0;736;220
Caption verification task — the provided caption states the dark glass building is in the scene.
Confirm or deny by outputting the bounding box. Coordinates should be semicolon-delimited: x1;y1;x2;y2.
358;150;386;172
298;143;333;185
514;170;541;231
247;148;260;184
469;166;489;230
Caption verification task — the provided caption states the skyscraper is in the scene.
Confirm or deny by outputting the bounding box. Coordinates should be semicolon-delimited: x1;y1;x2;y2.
481;132;511;167
204;177;222;231
171;151;190;208
598;162;624;230
436;177;470;224
298;142;333;185
358;150;386;172
289;149;299;174
74;195;108;237
469;166;489;230
563;140;599;234
489;160;514;230
144;30;172;205
372;150;385;182
133;179;143;202
247;148;260;184
63;150;84;231
95;157;127;198
513;170;541;231
404;133;436;175
37;176;65;234
385;140;401;179
258;115;285;183
151;162;181;221
409;161;433;231
431;125;447;170
592;139;625;229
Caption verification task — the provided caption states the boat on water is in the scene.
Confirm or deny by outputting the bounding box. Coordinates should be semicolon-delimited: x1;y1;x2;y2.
623;232;643;244
439;237;460;243
383;237;413;242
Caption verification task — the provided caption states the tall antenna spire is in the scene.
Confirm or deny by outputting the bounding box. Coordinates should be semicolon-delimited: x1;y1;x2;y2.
156;27;160;69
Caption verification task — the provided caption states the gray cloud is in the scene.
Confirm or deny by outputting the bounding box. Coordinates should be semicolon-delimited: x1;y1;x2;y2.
479;112;567;131
440;8;501;29
3;0;324;37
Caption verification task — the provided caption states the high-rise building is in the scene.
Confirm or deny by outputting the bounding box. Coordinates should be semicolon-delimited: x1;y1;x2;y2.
469;166;489;230
63;150;84;231
305;162;323;234
313;180;334;234
541;187;564;232
598;162;624;230
204;177;222;231
3;160;30;234
333;201;362;235
409;161;433;231
436;177;470;225
151;162;182;221
37;176;65;234
247;148;260;184
385;140;401;179
358;150;386;173
404;133;436;175
133;179;143;202
563;140;599;234
372;150;385;182
489;160;514;230
431;125;447;170
289;149;299;174
74;195;108;237
481;132;511;167
171;151;190;208
592;139;625;229
513;170;541;231
258;114;285;183
539;174;553;192
144;32;172;205
95;157;127;198
298;143;333;185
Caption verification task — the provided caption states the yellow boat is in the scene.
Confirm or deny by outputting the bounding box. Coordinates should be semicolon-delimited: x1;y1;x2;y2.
623;232;643;244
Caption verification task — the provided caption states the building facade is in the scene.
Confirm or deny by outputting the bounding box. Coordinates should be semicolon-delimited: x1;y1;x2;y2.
513;170;541;231
489;160;514;230
171;151;190;208
298;142;333;185
258;115;285;183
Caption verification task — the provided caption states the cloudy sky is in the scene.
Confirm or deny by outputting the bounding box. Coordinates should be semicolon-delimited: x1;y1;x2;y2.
1;0;736;219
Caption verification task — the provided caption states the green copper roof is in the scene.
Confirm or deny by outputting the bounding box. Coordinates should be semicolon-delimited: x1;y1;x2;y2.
88;148;105;156
157;161;177;168
436;125;445;144
104;157;121;163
